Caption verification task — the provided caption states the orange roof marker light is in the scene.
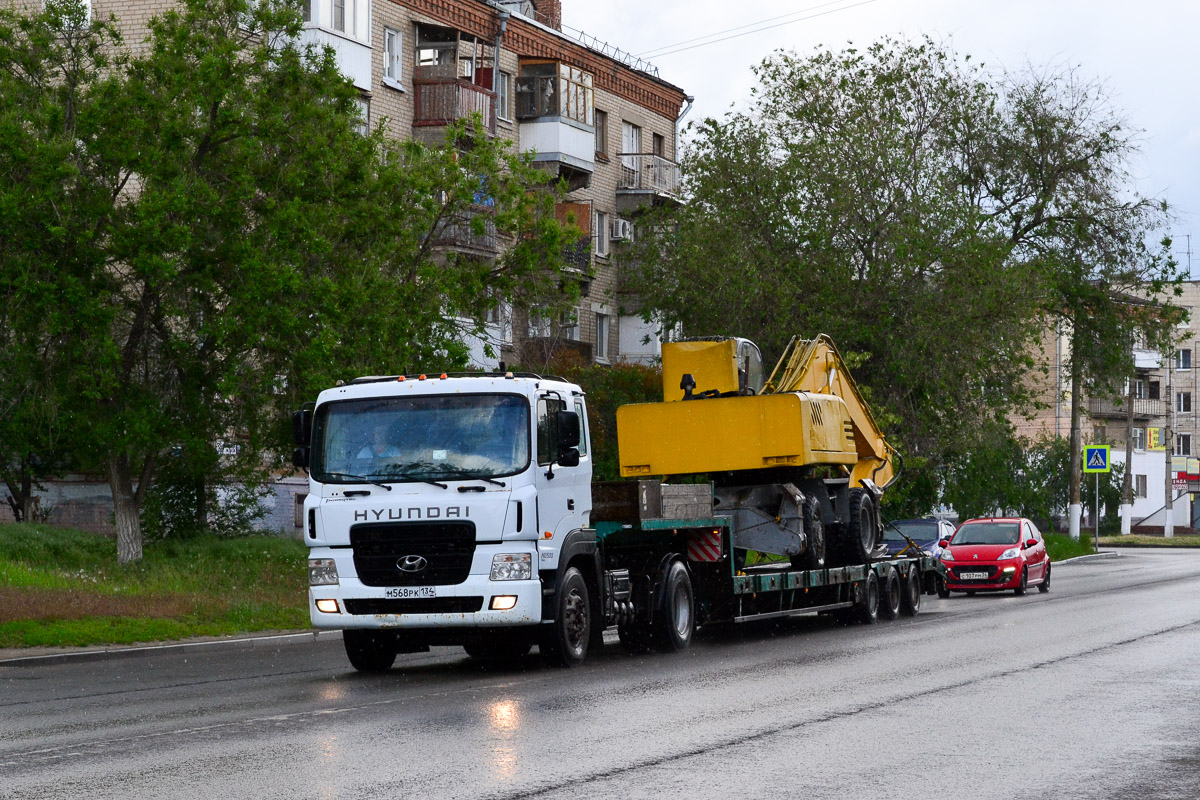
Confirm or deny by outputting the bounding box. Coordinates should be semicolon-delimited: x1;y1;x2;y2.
398;376;406;381
418;374;427;381
440;373;448;380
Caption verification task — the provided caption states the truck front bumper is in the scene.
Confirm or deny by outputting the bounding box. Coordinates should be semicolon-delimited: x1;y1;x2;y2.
309;576;543;629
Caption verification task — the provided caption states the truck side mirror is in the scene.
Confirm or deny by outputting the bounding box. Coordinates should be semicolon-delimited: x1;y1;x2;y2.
558;447;581;468
292;446;310;469
556;409;580;449
292;409;312;446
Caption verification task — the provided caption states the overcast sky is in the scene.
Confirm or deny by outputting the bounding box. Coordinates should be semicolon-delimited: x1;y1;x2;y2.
565;0;1200;275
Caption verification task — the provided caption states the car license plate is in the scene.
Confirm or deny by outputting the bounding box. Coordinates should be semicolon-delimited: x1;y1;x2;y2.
385;586;437;599
959;571;988;580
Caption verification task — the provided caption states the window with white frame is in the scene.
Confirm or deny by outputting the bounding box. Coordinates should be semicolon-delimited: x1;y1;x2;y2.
595;109;607;154
497;71;512;120
353;97;369;135
1132;427;1147;450
595;313;610;361
383;28;403;86
1176;433;1192;456
562;310;579;341
1176;349;1192;370
1135;474;1147;498
594;210;608;257
331;0;369;42
1178;391;1192;413
1133;379;1147;400
528;307;552;338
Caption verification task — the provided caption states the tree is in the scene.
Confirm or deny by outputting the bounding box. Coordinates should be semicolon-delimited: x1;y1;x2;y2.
0;0;576;561
624;37;1179;506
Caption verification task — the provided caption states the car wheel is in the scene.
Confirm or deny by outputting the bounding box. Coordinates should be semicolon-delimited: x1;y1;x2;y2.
1014;566;1028;596
540;567;591;667
900;566;921;616
1038;562;1051;593
855;569;879;624
652;561;696;652
343;629;397;673
879;565;901;620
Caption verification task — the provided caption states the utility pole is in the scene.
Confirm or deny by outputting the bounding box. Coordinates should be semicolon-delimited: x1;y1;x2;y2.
1069;353;1083;541
1165;352;1175;538
1121;369;1134;535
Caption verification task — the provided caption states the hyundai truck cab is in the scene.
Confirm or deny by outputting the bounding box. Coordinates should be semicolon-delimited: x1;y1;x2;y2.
293;373;591;668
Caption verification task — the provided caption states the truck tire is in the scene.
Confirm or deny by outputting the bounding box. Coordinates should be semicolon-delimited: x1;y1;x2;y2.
855;569;879;624
540;566;591;667
652;561;695;652
791;496;826;571
879;565;901;620
839;488;876;566
936;575;951;598
343;629;397;673
900;566;922;616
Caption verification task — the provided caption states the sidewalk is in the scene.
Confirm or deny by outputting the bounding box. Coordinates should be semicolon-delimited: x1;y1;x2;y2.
0;629;342;668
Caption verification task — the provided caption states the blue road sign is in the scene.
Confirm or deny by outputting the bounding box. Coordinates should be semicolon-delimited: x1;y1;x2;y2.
1083;445;1111;473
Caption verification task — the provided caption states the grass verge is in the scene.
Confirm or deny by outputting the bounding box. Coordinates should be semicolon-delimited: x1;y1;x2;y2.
1097;534;1200;547
1044;532;1101;561
0;524;308;649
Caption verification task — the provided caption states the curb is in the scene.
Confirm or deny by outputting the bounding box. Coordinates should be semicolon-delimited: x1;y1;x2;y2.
0;629;342;669
1055;550;1120;565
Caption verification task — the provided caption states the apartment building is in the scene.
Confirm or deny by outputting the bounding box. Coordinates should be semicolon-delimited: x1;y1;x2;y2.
50;0;688;369
1018;285;1200;529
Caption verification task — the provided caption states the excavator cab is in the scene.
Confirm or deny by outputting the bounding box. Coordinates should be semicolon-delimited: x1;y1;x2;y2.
662;337;764;401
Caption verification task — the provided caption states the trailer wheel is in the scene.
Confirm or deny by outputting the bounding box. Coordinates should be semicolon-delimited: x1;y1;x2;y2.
855;569;879;624
900;567;922;616
653;561;696;652
879;565;901;620
540;567;591;667
791;496;826;570
343;630;397;673
840;488;876;565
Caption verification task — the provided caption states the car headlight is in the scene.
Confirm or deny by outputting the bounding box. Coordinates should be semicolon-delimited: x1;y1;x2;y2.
490;553;532;581
999;548;1020;560
308;557;339;586
941;550;954;561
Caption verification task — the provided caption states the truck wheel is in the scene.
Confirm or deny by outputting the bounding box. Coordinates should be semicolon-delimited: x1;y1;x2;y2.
791;496;826;570
855;569;879;624
653;561;695;652
540;566;591;667
900;567;922;616
343;630;397;673
841;488;875;565
936;575;951;598
879;565;901;620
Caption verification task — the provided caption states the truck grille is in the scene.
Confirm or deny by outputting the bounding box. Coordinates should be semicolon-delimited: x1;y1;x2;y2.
344;597;484;615
350;521;477;587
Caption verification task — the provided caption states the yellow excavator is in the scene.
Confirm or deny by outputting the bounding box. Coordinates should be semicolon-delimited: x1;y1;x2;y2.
616;335;900;568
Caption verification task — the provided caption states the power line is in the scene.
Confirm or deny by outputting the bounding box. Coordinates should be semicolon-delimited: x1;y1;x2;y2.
643;0;883;60
633;0;861;59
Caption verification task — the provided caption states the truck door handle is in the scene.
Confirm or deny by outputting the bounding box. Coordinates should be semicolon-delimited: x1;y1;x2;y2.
568;499;575;510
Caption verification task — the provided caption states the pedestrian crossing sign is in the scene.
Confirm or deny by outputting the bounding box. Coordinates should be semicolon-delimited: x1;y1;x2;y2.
1083;445;1111;473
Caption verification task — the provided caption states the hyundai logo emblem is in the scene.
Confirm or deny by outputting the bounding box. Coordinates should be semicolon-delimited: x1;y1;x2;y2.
397;555;428;572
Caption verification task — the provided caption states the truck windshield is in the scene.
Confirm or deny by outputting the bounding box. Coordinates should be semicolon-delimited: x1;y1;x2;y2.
310;393;530;484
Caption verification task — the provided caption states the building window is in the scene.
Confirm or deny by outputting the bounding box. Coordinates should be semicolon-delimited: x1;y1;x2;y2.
514;61;593;124
1135;474;1147;498
1149;380;1161;400
1133;379;1147;400
1132;427;1146;450
528;307;552;338
330;0;369;42
595;109;607;154
595;314;610;361
301;0;311;22
652;132;665;157
353;97;369;135
594;210;609;257
416;24;455;68
1176;349;1192;370
383;28;403;85
1176;433;1191;456
1178;392;1192;413
496;71;511;120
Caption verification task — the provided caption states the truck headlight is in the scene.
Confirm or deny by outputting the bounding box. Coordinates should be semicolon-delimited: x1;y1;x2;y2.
309;557;339;586
490;553;532;581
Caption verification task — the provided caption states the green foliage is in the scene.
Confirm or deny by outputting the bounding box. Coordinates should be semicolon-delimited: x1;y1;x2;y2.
0;0;576;561
625;36;1180;507
1044;532;1097;561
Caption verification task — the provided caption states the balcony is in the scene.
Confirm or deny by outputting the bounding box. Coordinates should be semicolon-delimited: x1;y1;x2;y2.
432;206;499;255
414;65;496;129
515;68;595;189
616;153;682;213
1134;348;1163;370
300;26;371;91
1087;397;1165;420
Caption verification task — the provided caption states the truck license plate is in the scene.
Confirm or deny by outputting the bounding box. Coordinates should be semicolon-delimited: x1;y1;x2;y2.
385;586;437;599
959;571;988;580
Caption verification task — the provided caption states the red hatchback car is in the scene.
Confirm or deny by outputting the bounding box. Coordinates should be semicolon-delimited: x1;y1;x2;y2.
939;517;1051;596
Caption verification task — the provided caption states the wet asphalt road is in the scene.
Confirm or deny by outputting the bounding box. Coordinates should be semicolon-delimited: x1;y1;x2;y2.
2;548;1199;800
